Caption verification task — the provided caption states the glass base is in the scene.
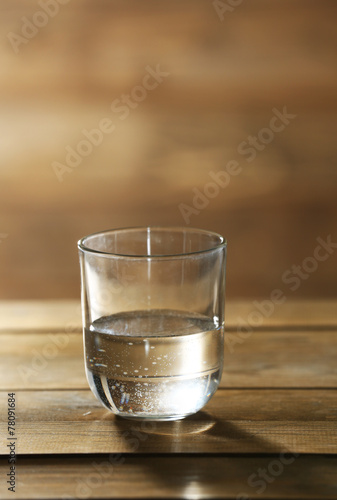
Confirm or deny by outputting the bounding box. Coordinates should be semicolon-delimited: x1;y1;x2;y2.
116;412;193;421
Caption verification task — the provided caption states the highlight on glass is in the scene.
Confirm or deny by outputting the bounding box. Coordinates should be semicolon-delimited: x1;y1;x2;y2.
78;227;227;421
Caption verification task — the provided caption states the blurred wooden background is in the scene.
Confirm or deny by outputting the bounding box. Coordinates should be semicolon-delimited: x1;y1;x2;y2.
0;0;336;300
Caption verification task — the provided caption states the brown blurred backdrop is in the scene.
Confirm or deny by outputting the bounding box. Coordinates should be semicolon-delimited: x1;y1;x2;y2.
1;0;337;300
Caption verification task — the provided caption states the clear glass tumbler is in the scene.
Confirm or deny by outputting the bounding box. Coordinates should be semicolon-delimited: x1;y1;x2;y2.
78;227;227;421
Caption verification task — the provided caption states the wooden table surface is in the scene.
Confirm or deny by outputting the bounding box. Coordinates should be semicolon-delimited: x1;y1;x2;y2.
0;299;336;499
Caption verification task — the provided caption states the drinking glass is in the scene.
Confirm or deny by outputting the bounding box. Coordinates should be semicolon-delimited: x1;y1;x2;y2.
78;227;227;421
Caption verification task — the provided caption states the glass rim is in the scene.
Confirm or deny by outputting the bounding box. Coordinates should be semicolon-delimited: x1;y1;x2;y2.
78;226;227;259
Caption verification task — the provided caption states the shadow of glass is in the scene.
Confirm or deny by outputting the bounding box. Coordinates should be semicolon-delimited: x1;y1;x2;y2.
110;408;273;454
109;409;277;494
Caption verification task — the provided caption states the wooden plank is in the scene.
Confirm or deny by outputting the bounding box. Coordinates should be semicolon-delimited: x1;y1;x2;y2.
0;300;336;332
0;300;81;332
223;329;337;388
1;389;336;454
225;300;337;330
1;329;337;390
1;455;336;499
0;333;86;390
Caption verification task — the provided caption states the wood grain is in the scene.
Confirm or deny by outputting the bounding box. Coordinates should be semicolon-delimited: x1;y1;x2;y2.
1;329;337;390
0;300;336;498
0;300;336;332
1;455;336;499
1;389;336;454
0;300;81;332
1;0;337;490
